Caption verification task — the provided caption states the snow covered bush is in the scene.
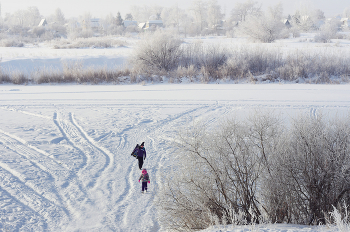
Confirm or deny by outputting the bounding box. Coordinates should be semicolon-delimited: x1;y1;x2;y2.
238;3;286;43
32;27;46;38
156;112;281;230
131;30;183;74
220;46;283;79
173;65;198;82
11;71;28;84
266;114;350;225
156;112;350;231
0;38;24;47
198;44;227;80
314;19;340;43
328;203;350;232
0;70;11;84
32;60;130;84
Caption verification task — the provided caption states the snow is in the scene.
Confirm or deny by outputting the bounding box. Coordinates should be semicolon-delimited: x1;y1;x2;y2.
0;45;132;75
1;83;350;231
201;223;338;232
1;33;350;77
1;34;350;231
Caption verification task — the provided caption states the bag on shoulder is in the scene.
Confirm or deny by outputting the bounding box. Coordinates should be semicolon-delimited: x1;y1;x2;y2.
131;144;139;158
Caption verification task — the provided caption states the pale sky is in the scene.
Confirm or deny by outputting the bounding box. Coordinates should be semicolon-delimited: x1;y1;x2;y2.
1;0;349;19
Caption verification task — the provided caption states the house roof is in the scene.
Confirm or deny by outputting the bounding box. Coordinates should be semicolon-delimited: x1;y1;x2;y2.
123;21;137;27
138;22;146;29
38;19;47;27
148;20;163;24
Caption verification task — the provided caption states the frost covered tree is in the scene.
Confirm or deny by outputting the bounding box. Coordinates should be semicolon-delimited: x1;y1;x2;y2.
80;12;93;37
314;18;340;43
100;13;123;35
115;12;123;26
124;13;133;21
26;6;41;27
156;111;350;230
6;7;41;28
3;7;41;36
231;0;261;22
130;5;163;22
190;0;207;33
315;9;325;20
161;4;193;36
343;7;350;18
8;10;26;27
43;8;67;37
206;0;224;33
291;3;322;31
155;112;281;230
130;5;149;22
238;3;286;43
161;5;181;31
268;115;350;225
53;8;66;25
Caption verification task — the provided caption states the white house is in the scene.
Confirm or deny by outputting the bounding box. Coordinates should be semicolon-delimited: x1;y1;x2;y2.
138;22;146;29
38;19;47;27
145;20;163;29
138;20;163;30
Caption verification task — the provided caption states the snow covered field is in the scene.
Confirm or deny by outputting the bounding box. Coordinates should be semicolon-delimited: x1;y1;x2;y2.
1;33;350;231
1;84;350;231
1;33;350;77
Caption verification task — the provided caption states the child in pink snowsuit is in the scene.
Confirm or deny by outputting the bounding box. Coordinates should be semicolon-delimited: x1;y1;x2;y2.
139;169;150;193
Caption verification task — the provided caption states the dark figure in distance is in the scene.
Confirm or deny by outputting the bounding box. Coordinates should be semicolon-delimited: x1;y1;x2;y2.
137;142;146;170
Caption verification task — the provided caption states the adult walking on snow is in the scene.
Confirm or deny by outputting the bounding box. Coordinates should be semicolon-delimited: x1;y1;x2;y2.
137;142;146;170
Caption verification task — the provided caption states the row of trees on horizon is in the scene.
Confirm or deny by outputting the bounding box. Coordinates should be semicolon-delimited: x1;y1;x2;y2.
0;0;350;42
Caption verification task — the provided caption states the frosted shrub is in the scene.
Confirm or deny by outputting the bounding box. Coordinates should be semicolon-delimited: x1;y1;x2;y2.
156;113;282;230
238;4;285;43
226;29;235;38
32;27;46;37
269;115;350;225
198;44;227;79
174;65;198;82
290;26;301;38
314;19;340;43
129;33;350;83
131;30;183;73
0;39;24;47
221;57;247;80
11;71;28;84
0;72;11;83
80;29;94;38
34;67;62;84
156;112;350;231
329;204;350;232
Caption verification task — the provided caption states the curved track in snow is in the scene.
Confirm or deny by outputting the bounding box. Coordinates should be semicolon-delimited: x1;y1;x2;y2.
0;84;350;231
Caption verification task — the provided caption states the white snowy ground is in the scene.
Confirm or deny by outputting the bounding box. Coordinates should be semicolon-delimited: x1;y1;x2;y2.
1;33;350;76
1;84;350;231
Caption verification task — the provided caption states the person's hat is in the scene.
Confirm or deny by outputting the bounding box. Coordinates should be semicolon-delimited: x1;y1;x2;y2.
140;142;145;146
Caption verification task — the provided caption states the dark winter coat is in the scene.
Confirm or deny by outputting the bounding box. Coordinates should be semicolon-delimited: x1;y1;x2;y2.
137;147;146;158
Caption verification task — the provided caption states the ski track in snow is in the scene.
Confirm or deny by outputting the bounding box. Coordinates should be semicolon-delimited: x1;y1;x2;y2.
1;85;350;231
